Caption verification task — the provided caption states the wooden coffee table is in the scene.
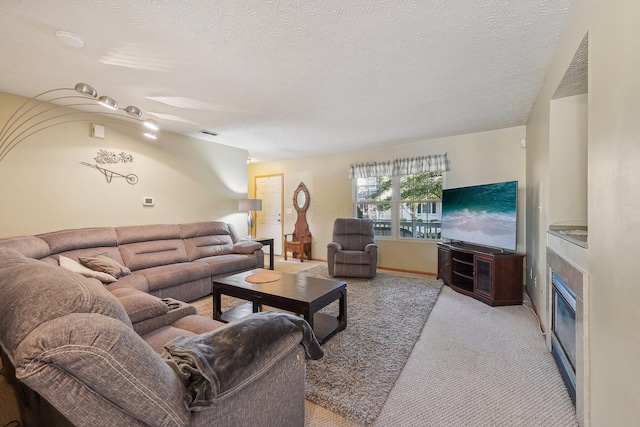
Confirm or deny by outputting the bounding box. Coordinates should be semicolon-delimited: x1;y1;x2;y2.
212;268;347;344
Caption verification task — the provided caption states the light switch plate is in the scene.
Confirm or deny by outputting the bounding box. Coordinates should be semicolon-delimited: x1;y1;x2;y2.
143;197;155;206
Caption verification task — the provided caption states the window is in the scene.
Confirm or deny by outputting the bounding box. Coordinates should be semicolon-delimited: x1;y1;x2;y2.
350;153;450;240
398;172;442;239
355;176;393;236
354;172;443;240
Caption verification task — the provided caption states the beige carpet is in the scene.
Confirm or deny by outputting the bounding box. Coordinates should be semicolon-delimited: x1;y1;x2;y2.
373;286;578;426
302;266;443;425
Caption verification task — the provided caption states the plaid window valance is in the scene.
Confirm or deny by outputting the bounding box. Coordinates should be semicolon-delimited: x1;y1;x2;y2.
349;153;451;179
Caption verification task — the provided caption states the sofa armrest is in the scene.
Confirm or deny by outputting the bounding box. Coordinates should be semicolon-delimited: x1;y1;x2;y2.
103;273;149;293
110;287;200;336
14;314;191;427
327;242;342;276
162;312;321;409
191;345;306;427
232;241;263;254
327;242;342;251
110;288;169;323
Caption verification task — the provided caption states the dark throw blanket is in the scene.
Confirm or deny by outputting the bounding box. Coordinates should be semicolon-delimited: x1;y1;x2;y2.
162;311;323;410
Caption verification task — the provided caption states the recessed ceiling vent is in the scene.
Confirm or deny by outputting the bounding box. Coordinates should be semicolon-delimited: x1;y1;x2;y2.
199;130;218;136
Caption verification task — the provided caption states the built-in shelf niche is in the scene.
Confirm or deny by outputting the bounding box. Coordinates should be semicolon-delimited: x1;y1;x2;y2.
549;34;588;247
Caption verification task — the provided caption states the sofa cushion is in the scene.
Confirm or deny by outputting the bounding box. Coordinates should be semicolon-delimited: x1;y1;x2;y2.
0;247;132;353
119;240;189;271
104;273;149;293
132;302;200;337
332;218;376;251
183;235;234;261
58;255;118;283
0;236;50;259
179;221;233;239
334;250;373;265
116;224;182;245
39;246;127;269
79;254;131;278
196;254;259;277
110;288;169;324
38;227;118;254
133;262;211;293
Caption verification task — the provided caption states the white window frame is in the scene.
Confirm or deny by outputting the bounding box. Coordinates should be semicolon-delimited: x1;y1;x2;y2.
353;172;445;241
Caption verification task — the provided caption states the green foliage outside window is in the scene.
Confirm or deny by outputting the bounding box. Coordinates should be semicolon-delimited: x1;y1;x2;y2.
355;172;443;239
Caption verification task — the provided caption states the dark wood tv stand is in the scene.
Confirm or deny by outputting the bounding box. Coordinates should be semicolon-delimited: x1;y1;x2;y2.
437;242;524;306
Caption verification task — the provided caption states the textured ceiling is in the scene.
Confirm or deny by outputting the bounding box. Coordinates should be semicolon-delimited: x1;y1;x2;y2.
0;0;575;162
553;33;588;99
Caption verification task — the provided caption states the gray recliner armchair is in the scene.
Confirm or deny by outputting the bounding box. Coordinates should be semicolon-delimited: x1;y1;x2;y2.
327;218;378;278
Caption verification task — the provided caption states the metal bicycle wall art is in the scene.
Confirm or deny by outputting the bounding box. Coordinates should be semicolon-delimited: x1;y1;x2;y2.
80;149;138;184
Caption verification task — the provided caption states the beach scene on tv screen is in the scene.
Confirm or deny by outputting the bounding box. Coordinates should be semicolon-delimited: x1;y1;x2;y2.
442;181;517;250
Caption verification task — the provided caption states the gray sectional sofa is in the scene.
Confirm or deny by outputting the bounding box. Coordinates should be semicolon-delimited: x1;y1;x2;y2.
0;221;265;302
0;221;314;427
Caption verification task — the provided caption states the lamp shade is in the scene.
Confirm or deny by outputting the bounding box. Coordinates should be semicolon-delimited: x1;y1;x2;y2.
239;199;262;211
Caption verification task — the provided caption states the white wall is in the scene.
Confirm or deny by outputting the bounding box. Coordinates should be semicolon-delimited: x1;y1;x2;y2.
0;92;250;237
249;125;526;275
527;0;640;424
588;0;640;424
549;94;588;226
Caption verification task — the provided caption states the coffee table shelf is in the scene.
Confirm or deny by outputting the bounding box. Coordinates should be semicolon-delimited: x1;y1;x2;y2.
220;303;342;343
213;268;347;344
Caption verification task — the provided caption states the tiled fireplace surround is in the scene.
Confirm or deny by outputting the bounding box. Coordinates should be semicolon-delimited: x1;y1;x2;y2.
546;236;589;427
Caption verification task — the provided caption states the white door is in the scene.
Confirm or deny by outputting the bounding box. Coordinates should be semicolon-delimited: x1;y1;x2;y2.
256;175;283;255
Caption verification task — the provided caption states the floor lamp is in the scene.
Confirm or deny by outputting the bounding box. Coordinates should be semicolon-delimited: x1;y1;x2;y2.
239;199;262;238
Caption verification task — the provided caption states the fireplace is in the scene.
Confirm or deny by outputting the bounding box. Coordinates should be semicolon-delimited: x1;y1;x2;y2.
551;272;577;405
546;243;588;426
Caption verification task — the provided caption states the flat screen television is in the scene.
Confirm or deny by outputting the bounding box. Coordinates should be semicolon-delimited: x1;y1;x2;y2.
441;180;518;251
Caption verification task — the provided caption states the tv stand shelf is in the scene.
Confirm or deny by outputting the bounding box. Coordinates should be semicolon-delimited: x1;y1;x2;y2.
438;242;524;306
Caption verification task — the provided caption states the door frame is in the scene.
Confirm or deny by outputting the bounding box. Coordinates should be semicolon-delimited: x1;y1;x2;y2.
254;173;284;255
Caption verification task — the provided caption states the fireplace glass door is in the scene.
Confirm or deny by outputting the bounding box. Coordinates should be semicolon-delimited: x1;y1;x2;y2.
551;272;577;404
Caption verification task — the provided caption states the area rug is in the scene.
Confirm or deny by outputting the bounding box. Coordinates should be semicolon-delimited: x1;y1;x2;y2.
192;267;443;426
302;266;443;426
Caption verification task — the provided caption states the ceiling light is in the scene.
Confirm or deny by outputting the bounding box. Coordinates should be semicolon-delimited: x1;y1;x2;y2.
74;83;97;98
0;83;160;162
56;30;85;48
98;96;118;110
124;105;142;118
143;119;159;131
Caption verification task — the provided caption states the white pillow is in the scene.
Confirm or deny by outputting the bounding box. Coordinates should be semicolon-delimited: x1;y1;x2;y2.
58;255;117;283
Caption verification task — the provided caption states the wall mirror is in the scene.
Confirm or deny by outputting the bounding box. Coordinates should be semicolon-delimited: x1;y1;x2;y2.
293;182;310;213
